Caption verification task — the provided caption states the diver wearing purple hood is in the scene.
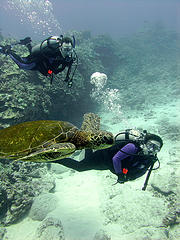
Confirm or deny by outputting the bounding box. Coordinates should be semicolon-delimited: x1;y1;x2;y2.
53;129;163;190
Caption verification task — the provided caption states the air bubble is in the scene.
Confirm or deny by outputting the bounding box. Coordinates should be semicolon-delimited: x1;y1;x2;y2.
4;0;62;37
90;72;122;117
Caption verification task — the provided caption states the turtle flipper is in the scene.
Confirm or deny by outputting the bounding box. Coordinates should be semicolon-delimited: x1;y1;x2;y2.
80;113;101;132
15;143;76;162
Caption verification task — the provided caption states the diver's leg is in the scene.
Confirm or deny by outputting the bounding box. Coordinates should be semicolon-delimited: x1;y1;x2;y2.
53;158;93;172
84;149;93;159
25;43;32;54
9;52;36;70
53;149;108;172
36;61;49;76
0;44;36;70
19;37;32;53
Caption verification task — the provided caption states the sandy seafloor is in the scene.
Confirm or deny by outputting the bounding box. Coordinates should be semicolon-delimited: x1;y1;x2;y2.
4;99;180;240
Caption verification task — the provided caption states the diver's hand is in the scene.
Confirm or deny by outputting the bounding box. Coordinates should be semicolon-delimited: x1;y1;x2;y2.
117;173;126;184
64;76;69;82
64;76;73;87
68;81;73;88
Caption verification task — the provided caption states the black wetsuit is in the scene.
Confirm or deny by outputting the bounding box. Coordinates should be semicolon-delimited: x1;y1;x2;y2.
9;47;74;79
55;142;156;181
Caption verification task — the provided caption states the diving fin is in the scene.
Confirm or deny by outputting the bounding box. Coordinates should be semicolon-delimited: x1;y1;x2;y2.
0;45;11;54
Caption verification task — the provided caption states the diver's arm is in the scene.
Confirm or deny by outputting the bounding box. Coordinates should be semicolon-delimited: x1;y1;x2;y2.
64;61;73;82
52;64;66;74
53;59;73;78
112;143;138;174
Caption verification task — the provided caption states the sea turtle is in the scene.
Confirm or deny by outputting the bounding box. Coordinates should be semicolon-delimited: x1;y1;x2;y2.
0;113;114;162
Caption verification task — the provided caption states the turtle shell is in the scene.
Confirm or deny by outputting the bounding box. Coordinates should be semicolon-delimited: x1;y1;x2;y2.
0;120;78;159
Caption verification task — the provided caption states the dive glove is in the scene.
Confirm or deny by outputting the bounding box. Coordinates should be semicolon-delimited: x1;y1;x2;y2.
117;173;126;184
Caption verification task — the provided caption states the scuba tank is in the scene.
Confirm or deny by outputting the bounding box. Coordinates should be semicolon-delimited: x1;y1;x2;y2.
114;129;160;190
31;36;62;57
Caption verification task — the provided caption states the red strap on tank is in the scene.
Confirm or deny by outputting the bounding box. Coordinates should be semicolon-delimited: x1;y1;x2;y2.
123;168;128;174
48;69;53;74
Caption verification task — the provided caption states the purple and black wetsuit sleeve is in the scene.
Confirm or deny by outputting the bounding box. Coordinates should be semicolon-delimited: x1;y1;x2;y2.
112;143;138;174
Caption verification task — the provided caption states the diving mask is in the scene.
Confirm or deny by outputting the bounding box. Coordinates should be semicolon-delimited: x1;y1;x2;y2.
60;42;73;58
145;140;161;154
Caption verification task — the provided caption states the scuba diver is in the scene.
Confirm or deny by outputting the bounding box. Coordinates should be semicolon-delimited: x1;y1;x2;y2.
53;129;163;190
0;35;78;86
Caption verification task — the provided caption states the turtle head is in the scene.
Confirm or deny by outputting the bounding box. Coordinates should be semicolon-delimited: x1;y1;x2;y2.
88;130;114;149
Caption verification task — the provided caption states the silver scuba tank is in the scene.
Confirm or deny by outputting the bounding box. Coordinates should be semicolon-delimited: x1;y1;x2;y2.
31;36;61;57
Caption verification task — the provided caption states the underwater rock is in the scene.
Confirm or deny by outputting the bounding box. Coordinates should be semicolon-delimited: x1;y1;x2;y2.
163;208;180;227
33;216;65;240
99;173;169;235
4;192;33;226
29;193;58;221
0;161;55;226
0;185;7;217
117;226;169;240
0;227;7;240
93;229;111;240
168;226;180;240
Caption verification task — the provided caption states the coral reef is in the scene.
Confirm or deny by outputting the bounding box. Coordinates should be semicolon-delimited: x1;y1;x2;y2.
0;227;7;239
0;161;55;225
109;24;180;111
93;229;111;240
33;216;65;240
